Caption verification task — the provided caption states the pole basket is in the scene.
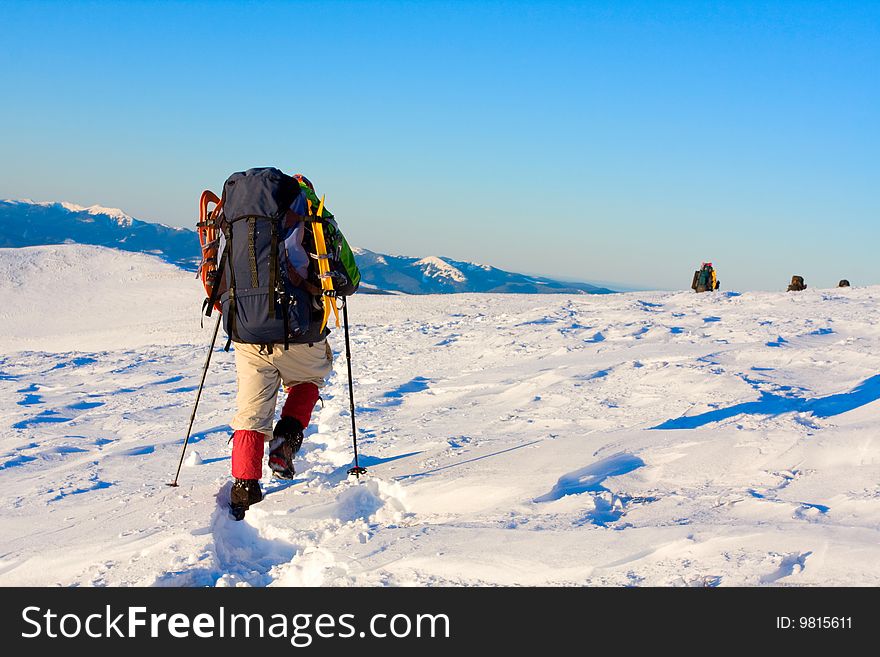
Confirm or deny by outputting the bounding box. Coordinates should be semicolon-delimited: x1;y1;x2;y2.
347;466;367;478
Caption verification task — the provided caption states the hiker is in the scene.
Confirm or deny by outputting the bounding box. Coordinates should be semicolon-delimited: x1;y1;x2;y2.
201;168;360;519
839;279;851;288
691;262;720;293
787;275;807;292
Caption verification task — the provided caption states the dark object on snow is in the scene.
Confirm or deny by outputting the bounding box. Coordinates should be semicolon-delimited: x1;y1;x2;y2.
787;275;807;292
691;262;720;293
230;478;263;520
268;416;304;480
838;279;851;288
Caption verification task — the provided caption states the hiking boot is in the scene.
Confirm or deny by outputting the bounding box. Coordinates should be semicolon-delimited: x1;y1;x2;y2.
268;416;304;480
230;478;263;520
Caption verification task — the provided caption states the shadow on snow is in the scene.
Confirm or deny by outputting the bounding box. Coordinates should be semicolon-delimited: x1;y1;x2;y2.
652;374;880;430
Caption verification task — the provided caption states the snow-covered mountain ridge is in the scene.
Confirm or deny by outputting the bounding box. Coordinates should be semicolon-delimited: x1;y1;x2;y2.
0;199;613;294
0;199;198;270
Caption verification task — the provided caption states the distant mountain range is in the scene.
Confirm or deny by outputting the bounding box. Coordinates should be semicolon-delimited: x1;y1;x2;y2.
0;199;614;294
352;249;612;294
0;199;200;270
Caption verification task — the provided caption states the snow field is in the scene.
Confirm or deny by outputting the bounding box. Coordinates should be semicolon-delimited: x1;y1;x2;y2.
1;245;879;586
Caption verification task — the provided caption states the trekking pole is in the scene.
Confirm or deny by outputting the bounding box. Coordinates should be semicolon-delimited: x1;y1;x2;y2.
167;313;222;487
341;297;366;478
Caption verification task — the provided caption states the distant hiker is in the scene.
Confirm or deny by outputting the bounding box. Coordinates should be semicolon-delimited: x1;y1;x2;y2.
839;279;851;288
787;275;807;292
199;168;360;520
691;262;720;293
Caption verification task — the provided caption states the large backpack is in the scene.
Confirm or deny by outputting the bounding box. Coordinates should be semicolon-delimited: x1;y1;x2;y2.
201;167;359;349
787;275;806;292
691;263;719;293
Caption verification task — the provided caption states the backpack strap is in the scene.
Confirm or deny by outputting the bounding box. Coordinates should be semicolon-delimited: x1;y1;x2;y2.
224;228;238;352
268;217;290;350
284;262;322;296
283;210;324;229
281;293;290;351
247;218;259;288
268;218;281;319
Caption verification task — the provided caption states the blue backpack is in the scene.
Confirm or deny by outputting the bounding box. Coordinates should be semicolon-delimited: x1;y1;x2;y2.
206;168;316;350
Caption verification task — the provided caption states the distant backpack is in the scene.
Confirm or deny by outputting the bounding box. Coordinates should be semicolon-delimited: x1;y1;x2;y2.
692;263;719;293
787;275;806;292
202;167;359;349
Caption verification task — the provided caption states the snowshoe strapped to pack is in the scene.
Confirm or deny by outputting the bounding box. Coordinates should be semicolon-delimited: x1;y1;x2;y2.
197;190;223;314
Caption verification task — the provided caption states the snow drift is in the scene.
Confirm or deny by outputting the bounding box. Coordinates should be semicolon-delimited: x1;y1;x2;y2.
0;244;204;352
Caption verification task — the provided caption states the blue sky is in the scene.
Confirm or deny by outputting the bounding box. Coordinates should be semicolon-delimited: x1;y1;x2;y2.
1;1;877;290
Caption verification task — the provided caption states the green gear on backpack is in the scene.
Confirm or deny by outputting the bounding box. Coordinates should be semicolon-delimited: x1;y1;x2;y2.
296;181;361;293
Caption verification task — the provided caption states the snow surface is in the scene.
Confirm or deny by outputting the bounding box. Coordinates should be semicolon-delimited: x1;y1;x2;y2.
0;245;203;351
1;244;879;586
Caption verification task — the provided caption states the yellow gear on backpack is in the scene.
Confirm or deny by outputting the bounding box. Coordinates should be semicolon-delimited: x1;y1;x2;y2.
308;195;340;332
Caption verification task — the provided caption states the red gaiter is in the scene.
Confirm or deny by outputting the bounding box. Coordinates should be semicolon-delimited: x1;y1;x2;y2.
281;382;320;428
231;430;264;480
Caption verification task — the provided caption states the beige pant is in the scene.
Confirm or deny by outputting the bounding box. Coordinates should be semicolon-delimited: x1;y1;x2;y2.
231;339;333;436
